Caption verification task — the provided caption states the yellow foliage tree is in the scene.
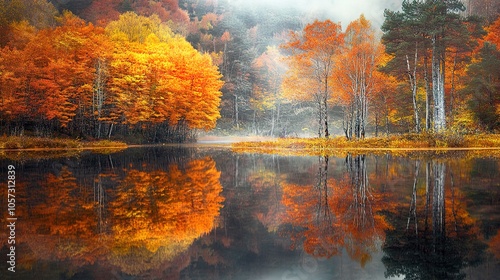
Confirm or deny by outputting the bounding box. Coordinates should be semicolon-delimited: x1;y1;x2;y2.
106;12;223;131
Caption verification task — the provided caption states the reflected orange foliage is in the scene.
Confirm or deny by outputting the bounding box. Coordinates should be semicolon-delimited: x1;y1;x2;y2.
489;230;500;260
280;172;392;265
7;157;223;275
109;157;224;274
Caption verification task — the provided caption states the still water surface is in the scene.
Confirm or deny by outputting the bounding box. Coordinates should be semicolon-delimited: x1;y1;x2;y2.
0;146;499;279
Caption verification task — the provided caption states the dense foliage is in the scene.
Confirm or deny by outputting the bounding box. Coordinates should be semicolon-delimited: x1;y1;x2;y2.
0;2;222;143
0;0;499;142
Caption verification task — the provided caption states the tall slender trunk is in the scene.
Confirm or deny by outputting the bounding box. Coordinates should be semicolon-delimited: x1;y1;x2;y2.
94;57;107;138
424;54;432;131
407;160;420;235
107;123;113;139
323;97;329;138
385;94;390;135
270;107;275;137
449;52;457;123
323;73;329;138
252;109;257;135
406;43;420;133
317;97;324;138
276;100;281;132
431;35;446;132
234;94;239;129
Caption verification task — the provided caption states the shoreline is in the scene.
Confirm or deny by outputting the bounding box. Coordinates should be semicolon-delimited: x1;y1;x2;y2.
0;134;499;152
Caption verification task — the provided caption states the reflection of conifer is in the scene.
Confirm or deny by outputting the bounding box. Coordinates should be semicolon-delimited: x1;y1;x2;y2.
382;159;487;279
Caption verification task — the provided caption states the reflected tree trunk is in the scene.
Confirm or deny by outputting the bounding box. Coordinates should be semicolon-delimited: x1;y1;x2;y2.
346;154;373;230
407;160;420;236
382;158;485;280
450;167;458;233
234;155;239;188
433;161;446;253
94;160;107;235
425;161;431;233
316;156;331;225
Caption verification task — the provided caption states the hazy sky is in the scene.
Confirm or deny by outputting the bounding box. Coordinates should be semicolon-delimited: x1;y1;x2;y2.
231;0;404;29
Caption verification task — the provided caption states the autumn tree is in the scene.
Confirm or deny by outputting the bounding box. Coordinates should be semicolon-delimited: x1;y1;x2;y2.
282;20;343;137
0;0;57;45
0;11;222;142
0;0;25;44
178;0;304;133
0;12;107;135
80;0;122;24
463;0;500;23
0;12;111;135
370;63;399;136
216;14;255;130
461;42;500;130
336;15;384;139
458;16;500;131
106;12;223;141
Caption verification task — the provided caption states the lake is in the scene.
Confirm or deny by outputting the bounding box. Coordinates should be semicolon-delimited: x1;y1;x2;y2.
1;146;499;279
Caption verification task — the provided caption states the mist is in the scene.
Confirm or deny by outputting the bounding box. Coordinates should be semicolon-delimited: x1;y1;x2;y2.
230;0;404;28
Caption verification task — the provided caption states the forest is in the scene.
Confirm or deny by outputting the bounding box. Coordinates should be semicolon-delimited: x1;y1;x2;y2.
0;0;499;143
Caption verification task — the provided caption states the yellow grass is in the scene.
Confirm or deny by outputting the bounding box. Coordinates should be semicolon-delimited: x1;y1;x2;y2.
0;136;128;160
232;133;500;157
0;136;127;150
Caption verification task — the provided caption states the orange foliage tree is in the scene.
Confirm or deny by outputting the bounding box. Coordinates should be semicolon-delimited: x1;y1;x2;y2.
335;15;384;139
106;13;222;140
282;20;344;138
0;11;222;142
0;12;110;135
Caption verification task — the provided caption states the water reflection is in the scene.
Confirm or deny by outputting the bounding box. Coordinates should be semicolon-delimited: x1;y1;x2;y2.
0;149;224;278
279;155;391;266
383;159;486;279
0;149;499;279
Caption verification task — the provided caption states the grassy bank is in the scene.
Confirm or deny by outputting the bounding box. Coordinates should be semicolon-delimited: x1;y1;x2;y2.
0;136;128;150
232;133;500;156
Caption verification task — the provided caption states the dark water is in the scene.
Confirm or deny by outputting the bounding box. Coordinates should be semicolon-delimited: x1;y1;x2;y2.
0;146;499;279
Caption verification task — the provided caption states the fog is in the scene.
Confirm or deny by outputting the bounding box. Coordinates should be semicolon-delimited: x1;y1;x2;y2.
231;0;404;28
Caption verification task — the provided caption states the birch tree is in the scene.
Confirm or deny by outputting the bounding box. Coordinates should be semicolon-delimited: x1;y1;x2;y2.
282;20;343;138
382;0;471;133
336;15;384;139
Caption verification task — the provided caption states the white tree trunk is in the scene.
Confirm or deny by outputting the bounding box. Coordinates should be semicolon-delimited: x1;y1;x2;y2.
432;36;446;132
